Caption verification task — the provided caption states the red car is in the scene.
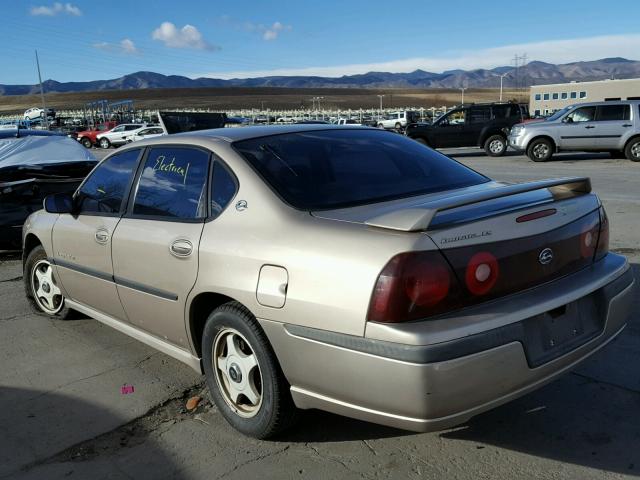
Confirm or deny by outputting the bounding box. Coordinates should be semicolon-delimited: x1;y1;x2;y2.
76;121;117;148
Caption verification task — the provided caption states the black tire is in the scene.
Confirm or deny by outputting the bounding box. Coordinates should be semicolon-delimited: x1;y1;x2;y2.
80;137;92;149
99;137;111;149
484;134;507;157
24;246;74;319
414;137;430;147
394;122;402;132
202;302;297;439
527;138;554;162
624;137;640;162
377;123;385;129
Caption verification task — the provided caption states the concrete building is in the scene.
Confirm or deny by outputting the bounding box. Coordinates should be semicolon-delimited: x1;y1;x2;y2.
529;77;640;116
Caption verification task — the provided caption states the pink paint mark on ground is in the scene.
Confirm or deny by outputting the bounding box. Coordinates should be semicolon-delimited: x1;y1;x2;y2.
121;384;135;394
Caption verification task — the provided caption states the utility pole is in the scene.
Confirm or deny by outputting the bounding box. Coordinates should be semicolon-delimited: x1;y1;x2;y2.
499;72;508;102
35;50;48;129
460;87;467;106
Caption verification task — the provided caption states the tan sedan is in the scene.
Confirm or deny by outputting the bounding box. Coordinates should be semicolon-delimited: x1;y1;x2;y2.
23;125;634;438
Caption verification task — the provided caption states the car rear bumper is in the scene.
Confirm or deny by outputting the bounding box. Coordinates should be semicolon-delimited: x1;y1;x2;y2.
259;253;634;432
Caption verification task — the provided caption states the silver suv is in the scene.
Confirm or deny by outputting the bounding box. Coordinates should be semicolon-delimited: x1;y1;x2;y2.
509;101;640;162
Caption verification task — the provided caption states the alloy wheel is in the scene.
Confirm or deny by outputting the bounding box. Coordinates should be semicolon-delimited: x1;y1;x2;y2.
31;260;64;314
489;139;505;154
213;328;263;418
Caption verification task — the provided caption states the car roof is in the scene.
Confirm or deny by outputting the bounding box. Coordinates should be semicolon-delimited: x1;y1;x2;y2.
171;124;371;143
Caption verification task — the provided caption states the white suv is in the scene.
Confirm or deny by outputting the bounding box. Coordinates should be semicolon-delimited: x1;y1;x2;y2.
96;124;145;149
377;111;418;131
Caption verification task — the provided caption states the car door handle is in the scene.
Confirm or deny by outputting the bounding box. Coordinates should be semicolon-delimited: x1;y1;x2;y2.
622;123;632;127
170;239;193;257
584;125;596;129
94;228;110;244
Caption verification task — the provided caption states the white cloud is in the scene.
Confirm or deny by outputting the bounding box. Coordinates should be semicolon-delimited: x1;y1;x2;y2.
198;33;640;79
151;22;218;51
93;38;139;55
263;21;289;41
30;2;82;16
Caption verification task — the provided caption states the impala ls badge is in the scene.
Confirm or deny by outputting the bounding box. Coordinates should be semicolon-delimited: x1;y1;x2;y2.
538;248;554;265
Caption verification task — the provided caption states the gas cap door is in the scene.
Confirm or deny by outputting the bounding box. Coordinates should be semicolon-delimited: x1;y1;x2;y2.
256;265;288;308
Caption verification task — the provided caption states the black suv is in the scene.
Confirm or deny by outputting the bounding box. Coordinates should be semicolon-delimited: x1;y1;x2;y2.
406;102;529;156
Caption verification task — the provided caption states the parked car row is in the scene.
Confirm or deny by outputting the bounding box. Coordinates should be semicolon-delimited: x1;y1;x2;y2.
405;100;640;162
76;123;166;149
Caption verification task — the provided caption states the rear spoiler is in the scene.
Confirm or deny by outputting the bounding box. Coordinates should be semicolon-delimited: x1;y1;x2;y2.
365;177;591;232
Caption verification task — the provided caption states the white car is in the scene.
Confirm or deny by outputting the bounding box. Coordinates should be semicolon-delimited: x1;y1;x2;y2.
126;126;165;143
24;107;55;121
96;124;145;149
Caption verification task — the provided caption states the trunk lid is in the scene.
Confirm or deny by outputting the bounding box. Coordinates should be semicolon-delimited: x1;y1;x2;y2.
312;177;603;304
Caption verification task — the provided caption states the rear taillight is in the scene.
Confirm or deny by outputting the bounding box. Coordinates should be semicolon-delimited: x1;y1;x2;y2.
367;251;458;323
595;206;609;260
465;251;499;295
580;220;599;259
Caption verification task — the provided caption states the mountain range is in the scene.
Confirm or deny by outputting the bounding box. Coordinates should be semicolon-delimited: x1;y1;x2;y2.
2;57;640;96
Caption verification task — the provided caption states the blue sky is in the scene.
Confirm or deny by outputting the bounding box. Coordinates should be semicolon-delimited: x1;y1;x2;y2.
2;0;640;84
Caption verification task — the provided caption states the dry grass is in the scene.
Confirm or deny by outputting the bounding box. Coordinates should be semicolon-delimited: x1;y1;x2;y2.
0;87;528;114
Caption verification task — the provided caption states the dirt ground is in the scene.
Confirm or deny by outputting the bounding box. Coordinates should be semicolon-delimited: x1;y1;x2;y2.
0;87;528;115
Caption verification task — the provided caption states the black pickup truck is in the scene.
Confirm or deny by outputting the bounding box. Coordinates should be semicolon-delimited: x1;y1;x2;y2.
406;102;529;156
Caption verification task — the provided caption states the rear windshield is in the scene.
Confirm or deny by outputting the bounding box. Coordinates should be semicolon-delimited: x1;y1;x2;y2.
233;129;489;210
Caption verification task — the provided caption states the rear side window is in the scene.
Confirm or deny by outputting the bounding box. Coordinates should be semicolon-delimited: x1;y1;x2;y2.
491;105;509;119
210;161;237;217
76;149;140;214
132;147;209;220
233;129;489;210
468;107;491;123
596;104;630;121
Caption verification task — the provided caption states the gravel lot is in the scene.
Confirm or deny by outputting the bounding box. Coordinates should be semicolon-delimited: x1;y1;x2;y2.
1;148;638;480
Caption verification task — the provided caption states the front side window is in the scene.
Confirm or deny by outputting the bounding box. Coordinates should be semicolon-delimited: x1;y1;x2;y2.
565;106;596;123
132;147;209;220
597;104;630;121
124;125;142;131
491;105;509;119
440;109;466;126
76;149;140;214
111;126;125;133
234;129;489;210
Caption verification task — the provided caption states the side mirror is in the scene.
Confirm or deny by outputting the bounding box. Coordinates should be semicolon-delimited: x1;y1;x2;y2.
44;193;74;214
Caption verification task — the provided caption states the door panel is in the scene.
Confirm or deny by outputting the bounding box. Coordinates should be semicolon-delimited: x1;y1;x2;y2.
595;104;631;149
52;215;127;320
558;106;598;150
111;219;204;348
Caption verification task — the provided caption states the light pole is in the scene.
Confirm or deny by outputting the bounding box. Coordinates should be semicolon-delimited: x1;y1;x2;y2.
377;94;385;117
499;73;508;102
459;87;467;106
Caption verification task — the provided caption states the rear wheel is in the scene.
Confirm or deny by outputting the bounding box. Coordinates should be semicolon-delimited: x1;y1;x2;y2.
624;138;640;162
484;135;507;157
202;302;297;439
24;246;73;319
80;137;92;149
527;138;553;162
99;138;111;149
394;122;402;132
414;137;430;147
377;123;385;129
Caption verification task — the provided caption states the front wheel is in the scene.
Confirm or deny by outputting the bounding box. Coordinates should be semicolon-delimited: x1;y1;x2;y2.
24;246;74;319
624;138;640;162
377;123;385;129
484;135;507;157
527;138;554;162
99;138;111;149
202;302;297;438
80;137;92;149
